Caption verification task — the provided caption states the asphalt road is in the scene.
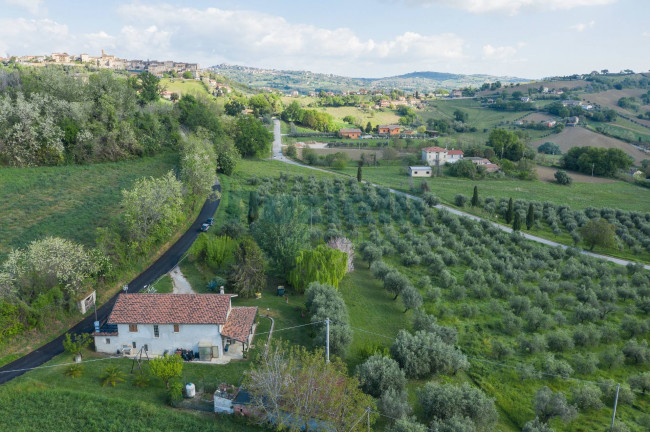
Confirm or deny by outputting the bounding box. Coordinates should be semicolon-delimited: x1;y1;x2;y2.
0;180;221;385
271;119;650;270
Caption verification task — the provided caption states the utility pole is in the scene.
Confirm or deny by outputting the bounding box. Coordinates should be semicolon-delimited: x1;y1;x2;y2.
325;317;330;363
610;383;620;431
592;163;595;177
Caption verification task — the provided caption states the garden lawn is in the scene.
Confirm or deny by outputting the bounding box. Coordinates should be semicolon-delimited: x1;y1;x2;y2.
2;352;260;432
0;152;179;261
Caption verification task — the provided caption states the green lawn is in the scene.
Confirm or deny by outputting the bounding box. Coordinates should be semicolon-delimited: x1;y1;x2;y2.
0;153;179;260
153;274;174;293
160;78;211;97
2;352;261;432
341;164;650;212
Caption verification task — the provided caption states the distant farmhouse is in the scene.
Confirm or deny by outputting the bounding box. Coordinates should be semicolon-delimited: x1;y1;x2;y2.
377;124;401;135
421;146;464;166
339;128;362;139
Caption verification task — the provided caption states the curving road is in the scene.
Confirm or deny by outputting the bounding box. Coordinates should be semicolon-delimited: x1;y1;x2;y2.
272;119;650;270
0;181;222;385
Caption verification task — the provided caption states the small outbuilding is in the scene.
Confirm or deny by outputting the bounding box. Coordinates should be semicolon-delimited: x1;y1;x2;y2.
408;166;432;177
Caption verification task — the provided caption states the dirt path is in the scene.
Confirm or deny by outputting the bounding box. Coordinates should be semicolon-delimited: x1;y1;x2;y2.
169;266;195;294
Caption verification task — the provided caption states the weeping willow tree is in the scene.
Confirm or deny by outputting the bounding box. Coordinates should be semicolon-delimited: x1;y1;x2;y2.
288;245;348;292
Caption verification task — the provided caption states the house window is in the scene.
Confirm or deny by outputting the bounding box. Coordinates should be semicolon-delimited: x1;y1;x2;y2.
105;338;111;344
173;324;180;333
153;325;159;338
129;324;138;332
132;342;136;349
144;344;148;352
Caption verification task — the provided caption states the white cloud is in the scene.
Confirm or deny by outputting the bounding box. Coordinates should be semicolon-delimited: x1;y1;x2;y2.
113;4;465;68
0;18;68;57
569;20;596;32
643;31;650;37
4;0;44;15
482;44;518;60
402;0;616;14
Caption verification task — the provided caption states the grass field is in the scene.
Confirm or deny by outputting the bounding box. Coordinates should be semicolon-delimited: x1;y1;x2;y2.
160;78;211;97
531;126;648;164
1;351;260;432
341;164;650;212
0;153;179;260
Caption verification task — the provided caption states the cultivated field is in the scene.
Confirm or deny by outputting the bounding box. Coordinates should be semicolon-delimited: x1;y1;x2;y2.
581;88;648;112
160;78;210;97
475;79;588;97
531;126;648;164
297;147;384;161
0;153;179;260
535;165;616;184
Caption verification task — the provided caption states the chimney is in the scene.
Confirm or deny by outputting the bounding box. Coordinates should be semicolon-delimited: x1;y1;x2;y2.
219;286;224;295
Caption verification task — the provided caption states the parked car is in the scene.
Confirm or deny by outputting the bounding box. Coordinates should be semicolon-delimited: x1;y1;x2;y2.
206;218;214;226
200;223;210;232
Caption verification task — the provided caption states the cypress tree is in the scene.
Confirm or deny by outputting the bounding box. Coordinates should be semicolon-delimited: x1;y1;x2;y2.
526;203;535;230
357;161;363;183
513;212;522;231
247;190;259;225
505;198;514;224
365;122;372;133
471;186;479;207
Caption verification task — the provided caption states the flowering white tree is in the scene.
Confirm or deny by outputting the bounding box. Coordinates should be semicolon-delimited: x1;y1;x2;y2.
180;135;218;202
1;237;107;299
327;237;355;272
121;171;185;243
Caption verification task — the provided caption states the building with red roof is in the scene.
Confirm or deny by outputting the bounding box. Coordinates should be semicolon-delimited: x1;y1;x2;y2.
421;147;464;166
93;293;257;360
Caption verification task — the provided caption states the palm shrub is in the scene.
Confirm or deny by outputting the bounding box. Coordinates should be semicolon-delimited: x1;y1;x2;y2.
100;366;126;387
64;363;84;378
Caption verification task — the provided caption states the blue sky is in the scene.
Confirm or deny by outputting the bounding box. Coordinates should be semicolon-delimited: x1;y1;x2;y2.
1;0;648;79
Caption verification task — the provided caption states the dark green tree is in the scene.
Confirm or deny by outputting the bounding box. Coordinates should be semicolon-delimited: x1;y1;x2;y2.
357;161;363;182
526;203;535;230
138;72;160;104
513;212;522;231
471;186;479;207
231;237;266;298
248;191;259;225
506;198;514;223
252;195;309;276
365;121;372;133
235;115;273;157
579;218;616;251
225;99;245;116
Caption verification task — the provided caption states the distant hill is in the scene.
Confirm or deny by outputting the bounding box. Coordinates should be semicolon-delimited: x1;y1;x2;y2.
209;64;530;94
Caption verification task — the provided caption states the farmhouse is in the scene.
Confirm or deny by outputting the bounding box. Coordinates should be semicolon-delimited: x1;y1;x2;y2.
378;124;401;135
520;96;531;102
93;293;257;360
339;128;362;139
451;90;463;98
421;147;464;166
543;120;557;127
409;166;432;177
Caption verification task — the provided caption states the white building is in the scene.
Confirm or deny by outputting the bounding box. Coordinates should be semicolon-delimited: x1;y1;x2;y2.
93;293;257;360
409;166;432;177
421;147;464;166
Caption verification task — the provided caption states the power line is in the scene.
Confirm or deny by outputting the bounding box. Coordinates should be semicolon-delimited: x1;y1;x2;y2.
255;320;325;336
0;356;122;374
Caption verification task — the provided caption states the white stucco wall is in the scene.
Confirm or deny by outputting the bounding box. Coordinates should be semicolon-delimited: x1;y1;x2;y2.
422;150;447;166
95;323;224;357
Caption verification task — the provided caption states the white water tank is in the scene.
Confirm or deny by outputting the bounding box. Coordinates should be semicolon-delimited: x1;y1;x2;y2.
185;382;196;398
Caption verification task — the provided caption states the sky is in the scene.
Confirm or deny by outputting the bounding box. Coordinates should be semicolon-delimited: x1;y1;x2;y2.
1;0;649;79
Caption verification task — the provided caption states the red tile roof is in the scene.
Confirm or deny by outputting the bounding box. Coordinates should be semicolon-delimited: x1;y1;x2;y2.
339;128;362;134
447;149;464;155
222;307;258;343
422;146;446;152
107;294;233;325
378;124;400;130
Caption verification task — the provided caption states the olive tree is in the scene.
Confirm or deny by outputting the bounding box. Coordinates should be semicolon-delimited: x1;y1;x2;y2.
533;387;577;423
356;354;406;397
417;382;497;430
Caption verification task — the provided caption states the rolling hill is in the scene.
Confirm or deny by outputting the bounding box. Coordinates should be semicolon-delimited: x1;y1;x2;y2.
210;64;530;93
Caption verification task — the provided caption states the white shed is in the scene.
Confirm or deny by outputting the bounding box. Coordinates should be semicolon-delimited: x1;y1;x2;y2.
409;166;432;177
